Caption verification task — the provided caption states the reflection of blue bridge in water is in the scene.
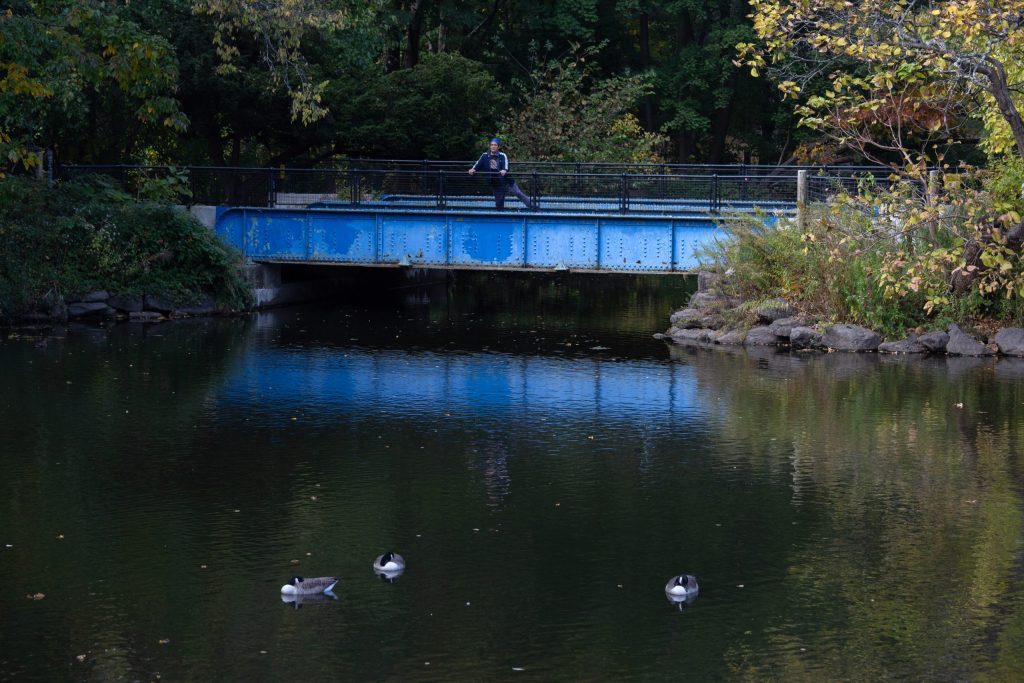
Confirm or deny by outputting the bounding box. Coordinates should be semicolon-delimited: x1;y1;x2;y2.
63;162;883;273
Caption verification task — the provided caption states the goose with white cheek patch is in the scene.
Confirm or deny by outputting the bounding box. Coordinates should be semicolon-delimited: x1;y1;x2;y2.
664;574;699;597
372;552;406;581
373;552;405;573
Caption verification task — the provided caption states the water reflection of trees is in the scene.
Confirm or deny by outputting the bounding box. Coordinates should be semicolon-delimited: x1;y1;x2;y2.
671;345;1024;679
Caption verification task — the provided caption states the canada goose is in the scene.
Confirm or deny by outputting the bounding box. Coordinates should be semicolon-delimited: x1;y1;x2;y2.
281;591;338;607
664;574;699;597
373;552;405;572
280;576;338;596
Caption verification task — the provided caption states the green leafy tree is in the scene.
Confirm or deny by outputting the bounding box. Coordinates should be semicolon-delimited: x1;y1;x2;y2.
501;46;667;162
341;52;503;159
0;0;185;169
738;0;1024;165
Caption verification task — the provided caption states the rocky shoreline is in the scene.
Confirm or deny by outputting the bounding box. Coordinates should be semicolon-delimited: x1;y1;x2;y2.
14;290;222;324
656;274;1024;358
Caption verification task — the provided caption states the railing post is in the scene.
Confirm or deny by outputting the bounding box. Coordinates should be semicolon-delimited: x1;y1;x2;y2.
620;175;628;212
711;174;719;212
797;169;808;230
532;172;539;209
438;170;445;208
268;169;276;208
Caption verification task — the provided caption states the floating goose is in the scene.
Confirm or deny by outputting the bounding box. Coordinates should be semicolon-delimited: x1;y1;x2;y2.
664;574;699;597
373;552;405;573
281;576;339;596
281;591;338;607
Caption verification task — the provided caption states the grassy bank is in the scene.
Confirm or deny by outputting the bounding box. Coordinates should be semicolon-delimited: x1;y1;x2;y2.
699;165;1024;338
0;176;251;321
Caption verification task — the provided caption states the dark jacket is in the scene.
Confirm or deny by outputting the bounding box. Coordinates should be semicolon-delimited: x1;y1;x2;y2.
471;151;512;186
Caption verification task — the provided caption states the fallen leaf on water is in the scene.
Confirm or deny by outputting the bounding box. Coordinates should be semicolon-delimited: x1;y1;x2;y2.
28;592;45;600
290;559;300;565
76;655;87;663
199;565;208;570
158;639;170;645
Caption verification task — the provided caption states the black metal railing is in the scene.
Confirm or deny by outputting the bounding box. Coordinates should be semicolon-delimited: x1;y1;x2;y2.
806;174;928;205
347;158;891;178
60;161;890;213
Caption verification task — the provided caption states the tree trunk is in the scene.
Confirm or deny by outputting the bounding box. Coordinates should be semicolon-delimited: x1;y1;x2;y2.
405;0;428;69
981;57;1024;160
438;7;447;53
708;77;737;164
638;12;654;131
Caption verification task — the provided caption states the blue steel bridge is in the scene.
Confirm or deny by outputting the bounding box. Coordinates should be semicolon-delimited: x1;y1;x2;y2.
62;161;882;274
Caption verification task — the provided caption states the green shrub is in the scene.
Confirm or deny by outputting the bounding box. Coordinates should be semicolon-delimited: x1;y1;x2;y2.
0;175;251;319
699;166;1024;337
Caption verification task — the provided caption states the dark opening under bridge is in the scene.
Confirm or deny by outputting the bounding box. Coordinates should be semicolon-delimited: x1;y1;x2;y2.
63;162;885;274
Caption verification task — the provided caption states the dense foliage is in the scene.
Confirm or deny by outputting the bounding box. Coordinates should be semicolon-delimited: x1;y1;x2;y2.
2;0;785;168
701;0;1024;329
702;167;1024;335
0;176;251;320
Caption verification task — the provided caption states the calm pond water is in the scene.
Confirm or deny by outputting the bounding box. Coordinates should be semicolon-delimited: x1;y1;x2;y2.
2;271;1023;681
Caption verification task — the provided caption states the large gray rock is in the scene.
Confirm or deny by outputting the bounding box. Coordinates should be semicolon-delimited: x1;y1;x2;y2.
993;328;1024;356
918;330;949;353
697;271;720;292
822;324;881;352
670;308;700;326
768;316;806;338
790;326;821;349
755;298;796;324
172;294;217;316
744;326;780;346
715;329;747;345
671;328;713;344
67;301;113;318
78;290;109;303
946;324;995;356
697;313;726;330
144;294;177;313
878;332;928;354
689;291;732;311
670;308;705;328
108;294;144;313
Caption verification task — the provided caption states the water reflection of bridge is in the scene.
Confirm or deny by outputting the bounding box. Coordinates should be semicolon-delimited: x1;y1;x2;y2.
219;348;704;426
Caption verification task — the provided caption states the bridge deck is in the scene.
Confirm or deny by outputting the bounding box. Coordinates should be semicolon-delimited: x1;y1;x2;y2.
216;198;790;274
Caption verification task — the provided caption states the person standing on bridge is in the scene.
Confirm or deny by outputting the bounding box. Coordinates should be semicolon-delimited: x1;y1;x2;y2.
468;138;536;210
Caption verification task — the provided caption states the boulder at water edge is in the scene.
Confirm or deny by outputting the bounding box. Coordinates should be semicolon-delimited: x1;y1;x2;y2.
946;324;995;356
822;324;880;352
993;328;1024;357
